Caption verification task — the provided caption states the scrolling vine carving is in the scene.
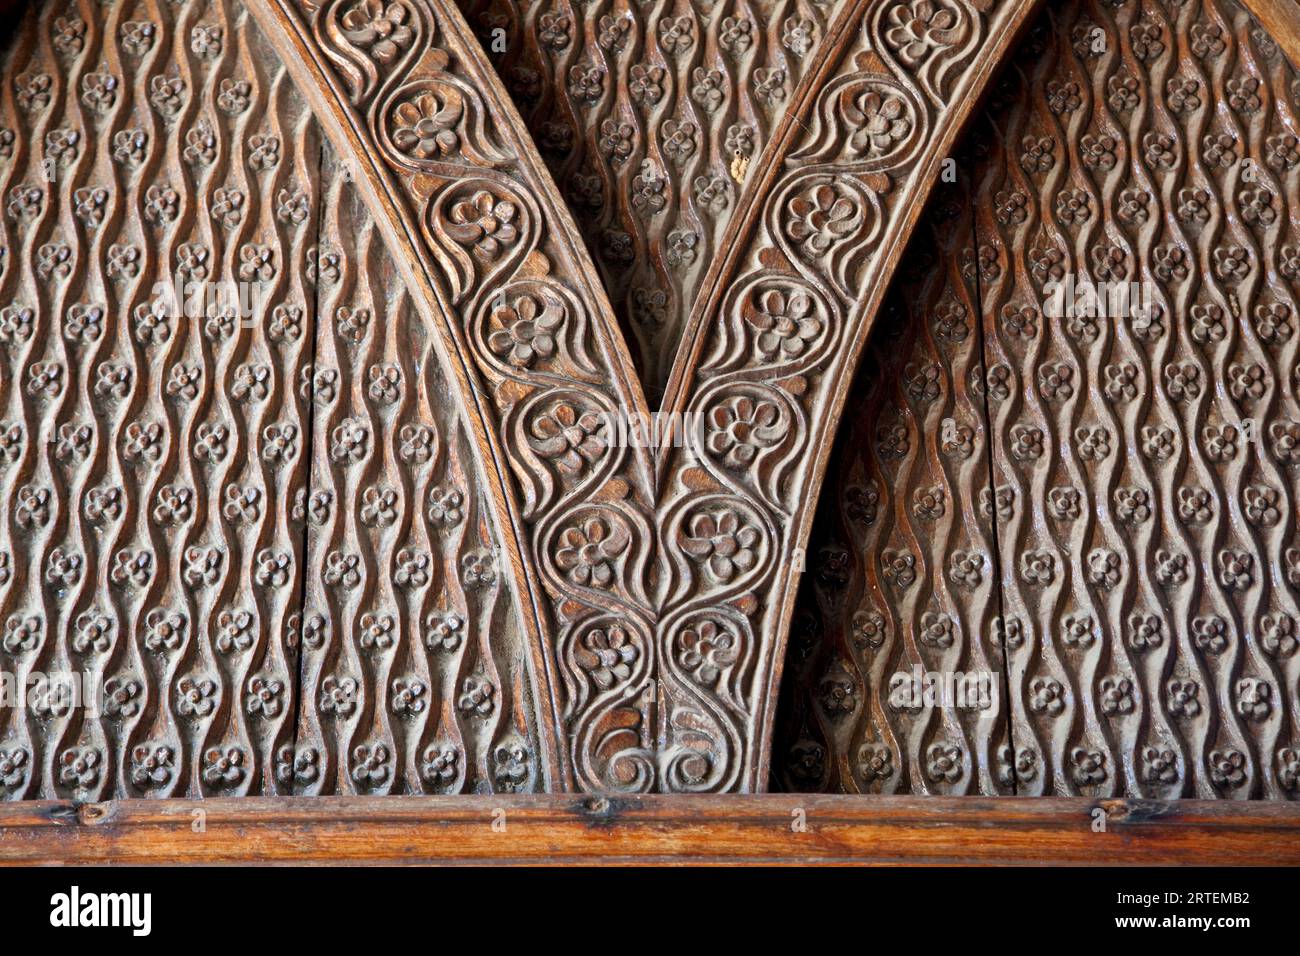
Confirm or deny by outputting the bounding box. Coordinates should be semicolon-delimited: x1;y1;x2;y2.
656;0;1042;791
451;0;843;400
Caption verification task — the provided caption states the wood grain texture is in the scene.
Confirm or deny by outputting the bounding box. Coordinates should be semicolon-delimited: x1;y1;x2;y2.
2;793;1299;864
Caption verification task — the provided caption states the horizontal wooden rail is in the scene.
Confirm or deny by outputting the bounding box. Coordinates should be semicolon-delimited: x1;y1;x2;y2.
1;796;1297;865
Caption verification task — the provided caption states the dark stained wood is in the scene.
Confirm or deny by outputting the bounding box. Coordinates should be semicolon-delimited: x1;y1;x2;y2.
2;794;1298;864
3;0;1299;814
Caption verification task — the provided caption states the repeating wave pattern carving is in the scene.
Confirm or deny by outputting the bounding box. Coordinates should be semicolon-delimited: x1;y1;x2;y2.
776;0;1300;800
0;0;316;798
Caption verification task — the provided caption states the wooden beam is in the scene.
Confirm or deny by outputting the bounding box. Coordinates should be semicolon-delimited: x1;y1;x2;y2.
2;796;1297;865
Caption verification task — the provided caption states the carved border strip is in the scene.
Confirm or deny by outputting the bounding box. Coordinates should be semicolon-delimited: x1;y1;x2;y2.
656;0;1044;791
248;0;661;792
451;0;844;399
5;795;1300;864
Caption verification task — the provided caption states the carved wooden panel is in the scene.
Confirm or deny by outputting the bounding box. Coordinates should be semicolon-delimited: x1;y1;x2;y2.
0;0;317;799
452;0;843;399
10;0;1295;801
977;0;1300;798
292;148;546;795
772;177;1014;794
657;0;1041;791
775;0;1300;799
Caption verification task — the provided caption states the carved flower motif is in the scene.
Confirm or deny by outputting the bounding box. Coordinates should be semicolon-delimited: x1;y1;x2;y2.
1071;747;1108;786
390;677;426;717
1162;678;1198;719
461;551;496;589
677;619;739;685
538;12;571;50
576;626;637;689
247;675;284;719
421;744;459;788
457;676;495;717
530;402;607;474
358;612;396;653
392;89;463;157
350;744;391;788
788;741;825;784
681;509;759;582
884;0;957;66
705;395;783;468
629;64;665;105
425;611;464;652
488;292;562;366
177;675;217;719
1279;749;1300;792
746;287;821;359
786;183;859;257
445;190;518;260
320;676;358;717
554;517;629;588
129;745;173;790
1210;749;1246;789
847;88;912;156
341;1;414;63
1260;614;1298;659
495;744;531;792
427;484;463;526
926;742;963;783
59;746;102;789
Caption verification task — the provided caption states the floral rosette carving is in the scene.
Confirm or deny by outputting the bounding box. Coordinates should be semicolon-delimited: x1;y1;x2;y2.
770;174;883;299
471;278;602;385
663;496;776;606
657;605;757;793
311;0;430;105
425;178;537;304
559;613;656;793
871;0;987;105
377;77;508;170
691;383;805;513
539;503;654;615
698;274;839;380
793;73;927;168
502;389;621;521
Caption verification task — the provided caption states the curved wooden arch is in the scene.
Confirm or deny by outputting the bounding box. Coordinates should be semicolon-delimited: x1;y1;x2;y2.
655;0;1045;790
248;0;658;793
